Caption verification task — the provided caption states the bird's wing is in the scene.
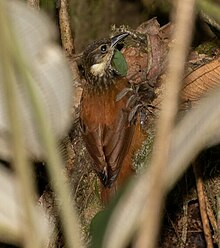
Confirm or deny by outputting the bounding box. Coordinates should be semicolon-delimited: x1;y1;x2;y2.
104;108;135;185
81;107;134;187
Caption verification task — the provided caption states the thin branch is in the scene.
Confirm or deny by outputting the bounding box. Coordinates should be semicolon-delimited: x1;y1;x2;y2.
58;0;81;111
180;201;188;248
205;195;218;241
134;1;196;247
200;10;220;32
197;0;220;25
217;194;220;247
59;0;74;57
193;161;214;248
166;213;185;247
58;0;80;81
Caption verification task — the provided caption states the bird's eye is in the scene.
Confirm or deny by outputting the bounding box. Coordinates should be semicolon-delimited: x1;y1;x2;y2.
100;44;107;53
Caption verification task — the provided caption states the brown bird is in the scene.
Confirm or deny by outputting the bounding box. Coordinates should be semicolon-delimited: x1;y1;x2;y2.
80;33;145;203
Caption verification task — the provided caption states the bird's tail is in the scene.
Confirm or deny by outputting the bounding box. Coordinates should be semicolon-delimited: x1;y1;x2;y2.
101;184;118;205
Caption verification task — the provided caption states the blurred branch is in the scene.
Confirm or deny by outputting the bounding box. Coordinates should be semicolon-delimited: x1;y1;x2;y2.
197;0;220;25
200;10;220;33
0;2;41;248
0;1;83;247
27;0;40;10
0;165;50;245
0;166;26;245
11;28;84;248
103;1;196;248
134;0;196;247
104;82;220;248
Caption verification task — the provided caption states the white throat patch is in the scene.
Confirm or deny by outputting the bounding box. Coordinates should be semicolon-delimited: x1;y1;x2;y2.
90;61;106;77
90;51;113;77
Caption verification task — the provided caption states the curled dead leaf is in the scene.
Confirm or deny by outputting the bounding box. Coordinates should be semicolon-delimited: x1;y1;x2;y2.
181;56;220;106
121;18;171;86
123;47;149;84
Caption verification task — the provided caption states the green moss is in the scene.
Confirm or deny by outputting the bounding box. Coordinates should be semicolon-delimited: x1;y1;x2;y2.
133;130;154;173
195;38;220;56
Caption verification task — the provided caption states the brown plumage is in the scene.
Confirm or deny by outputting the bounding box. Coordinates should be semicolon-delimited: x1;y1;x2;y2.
80;33;145;203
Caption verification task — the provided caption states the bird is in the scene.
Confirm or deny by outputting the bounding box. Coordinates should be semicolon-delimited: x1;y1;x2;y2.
79;33;146;203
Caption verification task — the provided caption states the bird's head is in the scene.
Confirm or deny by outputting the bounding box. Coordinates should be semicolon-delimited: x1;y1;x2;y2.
82;33;128;91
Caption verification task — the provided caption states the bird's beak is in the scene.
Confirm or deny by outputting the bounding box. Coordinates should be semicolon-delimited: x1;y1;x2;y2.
110;33;129;47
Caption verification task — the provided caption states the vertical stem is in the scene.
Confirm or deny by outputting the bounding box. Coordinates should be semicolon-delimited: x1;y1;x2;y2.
193;162;213;248
216;195;220;247
0;2;40;248
59;0;75;57
23;70;84;248
8;14;84;248
1;1;84;248
58;0;81;100
134;0;196;247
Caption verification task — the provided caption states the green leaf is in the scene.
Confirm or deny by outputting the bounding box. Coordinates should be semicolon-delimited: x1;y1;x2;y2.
112;49;128;77
90;179;132;248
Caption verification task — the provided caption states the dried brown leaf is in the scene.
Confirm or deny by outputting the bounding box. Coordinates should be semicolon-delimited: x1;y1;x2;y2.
181;57;220;104
122;18;171;86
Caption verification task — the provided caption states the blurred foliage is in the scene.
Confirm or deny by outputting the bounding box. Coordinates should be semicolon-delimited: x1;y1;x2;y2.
37;0;171;51
90;180;131;248
70;0;147;51
40;0;56;17
198;0;220;25
32;0;220;52
69;0;171;51
12;1;220;247
141;0;171;16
